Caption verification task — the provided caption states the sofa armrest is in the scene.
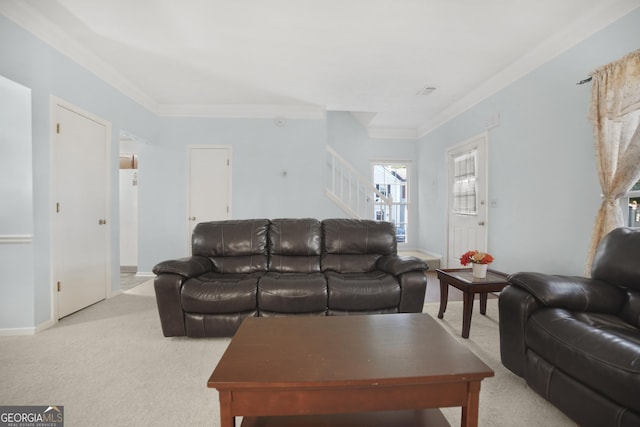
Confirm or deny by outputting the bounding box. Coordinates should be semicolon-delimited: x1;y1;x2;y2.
152;256;213;278
508;272;625;313
377;255;428;276
499;285;541;377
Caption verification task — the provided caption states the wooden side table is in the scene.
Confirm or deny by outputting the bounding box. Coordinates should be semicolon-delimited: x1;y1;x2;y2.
436;268;509;338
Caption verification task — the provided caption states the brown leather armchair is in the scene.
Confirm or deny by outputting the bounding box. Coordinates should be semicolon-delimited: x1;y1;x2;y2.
499;227;640;426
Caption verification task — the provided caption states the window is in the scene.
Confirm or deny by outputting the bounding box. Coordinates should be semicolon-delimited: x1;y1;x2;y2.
452;151;477;215
372;163;409;243
626;179;640;227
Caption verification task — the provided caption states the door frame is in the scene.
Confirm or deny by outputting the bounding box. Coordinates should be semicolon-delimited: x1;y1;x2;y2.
445;132;489;267
50;96;112;323
186;144;232;253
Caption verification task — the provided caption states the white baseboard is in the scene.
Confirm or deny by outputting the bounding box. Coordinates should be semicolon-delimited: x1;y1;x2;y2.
135;272;154;277
0;319;53;336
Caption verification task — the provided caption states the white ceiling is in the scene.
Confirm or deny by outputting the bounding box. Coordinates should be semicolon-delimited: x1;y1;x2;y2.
2;0;639;138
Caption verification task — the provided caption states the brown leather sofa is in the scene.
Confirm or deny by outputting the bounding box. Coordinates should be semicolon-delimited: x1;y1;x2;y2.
153;218;428;337
499;227;640;426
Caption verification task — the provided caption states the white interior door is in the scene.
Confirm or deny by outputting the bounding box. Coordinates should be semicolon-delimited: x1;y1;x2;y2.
53;99;110;318
447;133;488;268
187;146;231;251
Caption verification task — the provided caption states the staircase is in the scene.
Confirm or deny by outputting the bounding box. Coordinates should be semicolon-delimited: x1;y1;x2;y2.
325;146;392;220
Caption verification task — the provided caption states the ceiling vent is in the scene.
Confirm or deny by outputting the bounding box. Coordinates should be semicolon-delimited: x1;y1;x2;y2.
416;86;437;96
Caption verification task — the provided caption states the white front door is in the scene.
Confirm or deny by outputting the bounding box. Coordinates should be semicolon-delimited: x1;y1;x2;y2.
446;133;488;268
187;146;231;252
52;99;111;318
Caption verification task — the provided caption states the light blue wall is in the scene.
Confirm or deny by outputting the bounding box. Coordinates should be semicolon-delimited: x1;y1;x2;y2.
137;116;344;271
0;75;34;330
0;15;159;328
136;111;422;271
418;8;640;275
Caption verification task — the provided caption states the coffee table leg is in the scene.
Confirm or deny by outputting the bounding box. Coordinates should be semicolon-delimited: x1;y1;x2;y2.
461;380;482;427
437;280;449;319
480;292;488;315
461;291;474;338
219;392;235;427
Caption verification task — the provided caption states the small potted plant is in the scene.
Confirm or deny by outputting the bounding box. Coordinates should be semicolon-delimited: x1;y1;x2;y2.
460;250;494;278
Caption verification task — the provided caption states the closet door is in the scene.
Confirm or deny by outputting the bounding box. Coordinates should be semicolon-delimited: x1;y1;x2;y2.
52;99;110;318
186;145;231;253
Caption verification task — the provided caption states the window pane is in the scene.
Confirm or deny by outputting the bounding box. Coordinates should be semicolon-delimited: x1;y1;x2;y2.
452;151;477;215
372;163;408;243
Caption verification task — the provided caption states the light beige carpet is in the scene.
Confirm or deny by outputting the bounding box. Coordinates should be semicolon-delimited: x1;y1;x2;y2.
0;281;575;426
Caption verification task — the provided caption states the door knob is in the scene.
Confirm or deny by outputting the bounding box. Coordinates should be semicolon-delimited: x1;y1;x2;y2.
189;217;197;221
478;221;485;226
98;219;107;225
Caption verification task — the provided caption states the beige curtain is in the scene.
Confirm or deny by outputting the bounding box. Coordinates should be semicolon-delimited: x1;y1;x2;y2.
586;49;640;273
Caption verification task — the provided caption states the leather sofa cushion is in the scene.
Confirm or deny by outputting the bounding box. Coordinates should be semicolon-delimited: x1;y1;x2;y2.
322;219;396;273
269;219;321;255
184;311;257;338
181;272;259;314
192;219;269;273
326;271;400;310
210;255;268;274
526;308;640;413
592;227;640;292
268;218;322;273
258;272;327;313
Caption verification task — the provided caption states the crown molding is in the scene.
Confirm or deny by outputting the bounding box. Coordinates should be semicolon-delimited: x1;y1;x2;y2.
367;126;418;140
0;0;160;113
415;0;640;138
156;103;326;120
3;0;638;132
1;1;326;121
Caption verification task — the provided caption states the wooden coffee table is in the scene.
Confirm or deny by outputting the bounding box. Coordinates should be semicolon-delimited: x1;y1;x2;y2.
436;268;509;338
208;313;494;427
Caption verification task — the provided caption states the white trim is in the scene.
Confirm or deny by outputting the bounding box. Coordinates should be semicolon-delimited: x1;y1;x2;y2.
417;2;640;138
0;1;158;114
157;104;326;120
0;319;54;336
367;127;419;140
2;0;637;138
0;234;33;243
135;271;155;277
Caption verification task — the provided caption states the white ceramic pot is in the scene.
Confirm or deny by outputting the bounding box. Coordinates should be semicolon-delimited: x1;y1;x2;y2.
472;263;488;279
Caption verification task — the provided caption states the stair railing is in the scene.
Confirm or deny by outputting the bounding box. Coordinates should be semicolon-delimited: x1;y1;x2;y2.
326;146;393;220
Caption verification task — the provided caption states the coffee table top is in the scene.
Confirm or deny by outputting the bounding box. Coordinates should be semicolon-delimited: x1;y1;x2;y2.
208;313;493;390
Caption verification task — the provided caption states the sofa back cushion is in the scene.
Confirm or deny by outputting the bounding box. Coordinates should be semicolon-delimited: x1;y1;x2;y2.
592;227;640;292
592;227;640;327
192;219;269;274
268;218;322;273
321;219;396;273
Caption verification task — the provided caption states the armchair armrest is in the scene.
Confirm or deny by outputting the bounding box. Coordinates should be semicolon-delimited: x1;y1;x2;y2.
508;272;625;313
152;256;213;278
377;255;428;276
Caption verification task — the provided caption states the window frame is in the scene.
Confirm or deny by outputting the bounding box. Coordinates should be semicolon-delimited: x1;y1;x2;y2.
371;161;410;245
